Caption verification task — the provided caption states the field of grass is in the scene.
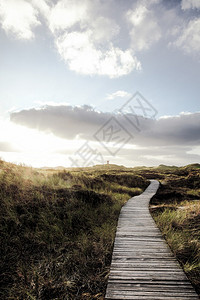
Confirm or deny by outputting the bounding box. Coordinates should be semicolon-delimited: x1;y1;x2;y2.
1;160;200;299
149;164;200;296
0;160;148;299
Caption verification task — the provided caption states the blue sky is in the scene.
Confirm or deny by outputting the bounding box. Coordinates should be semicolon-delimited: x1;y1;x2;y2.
0;0;200;167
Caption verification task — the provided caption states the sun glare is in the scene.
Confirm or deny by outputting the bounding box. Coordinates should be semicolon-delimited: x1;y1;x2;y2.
0;118;83;167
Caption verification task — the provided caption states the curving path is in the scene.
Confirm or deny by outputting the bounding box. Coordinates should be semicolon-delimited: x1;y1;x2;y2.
105;180;199;300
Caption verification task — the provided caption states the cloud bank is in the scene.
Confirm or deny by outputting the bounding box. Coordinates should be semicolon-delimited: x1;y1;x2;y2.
8;104;200;167
10;105;200;147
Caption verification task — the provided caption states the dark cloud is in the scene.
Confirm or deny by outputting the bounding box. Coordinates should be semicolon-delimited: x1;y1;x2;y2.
10;105;200;147
139;113;200;146
10;105;113;140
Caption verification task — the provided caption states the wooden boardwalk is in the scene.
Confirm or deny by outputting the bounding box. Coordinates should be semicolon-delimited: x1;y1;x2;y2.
105;180;199;300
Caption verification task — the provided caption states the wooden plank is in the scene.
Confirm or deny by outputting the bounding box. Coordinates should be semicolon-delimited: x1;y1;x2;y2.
106;291;198;296
105;180;199;299
106;296;197;299
106;283;196;291
107;280;193;285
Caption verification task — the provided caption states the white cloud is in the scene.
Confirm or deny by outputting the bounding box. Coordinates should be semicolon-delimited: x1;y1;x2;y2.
0;0;141;77
50;0;140;78
127;5;148;27
48;0;120;41
181;0;200;10
56;30;141;77
106;90;131;100
127;2;161;51
172;18;200;55
0;0;40;39
90;16;120;44
2;0;199;77
31;0;51;17
48;0;89;34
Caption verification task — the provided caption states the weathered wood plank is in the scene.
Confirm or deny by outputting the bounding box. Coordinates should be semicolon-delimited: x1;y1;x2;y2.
105;180;199;299
107;279;193;285
106;283;196;291
106;291;197;296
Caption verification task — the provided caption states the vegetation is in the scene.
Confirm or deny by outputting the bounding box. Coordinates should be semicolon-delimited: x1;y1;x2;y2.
1;160;200;299
0;160;148;299
149;164;200;296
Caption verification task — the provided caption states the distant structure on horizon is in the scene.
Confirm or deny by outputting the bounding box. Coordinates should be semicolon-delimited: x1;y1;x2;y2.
107;160;109;165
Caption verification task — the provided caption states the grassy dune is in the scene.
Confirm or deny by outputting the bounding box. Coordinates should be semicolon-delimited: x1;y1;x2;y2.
148;164;200;296
0;160;200;299
0;160;148;299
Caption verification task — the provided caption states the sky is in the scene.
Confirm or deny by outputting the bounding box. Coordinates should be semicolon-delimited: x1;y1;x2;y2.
0;0;200;168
